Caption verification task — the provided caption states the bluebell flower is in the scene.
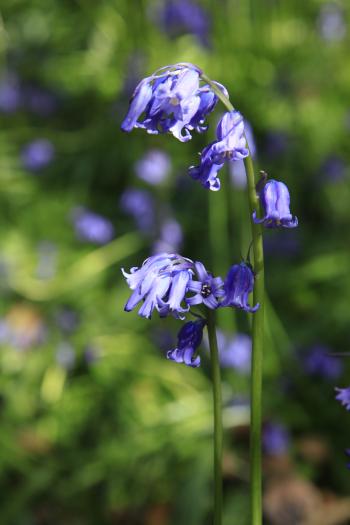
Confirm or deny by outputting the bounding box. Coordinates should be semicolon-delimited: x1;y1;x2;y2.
335;387;350;411
72;207;115;245
121;63;223;143
189;111;249;191
303;345;342;380
186;261;224;309
122;253;194;319
253;180;298;229
221;263;259;313
21;139;55;171
167;319;206;367
135;149;171;185
120;188;155;233
158;0;210;46
263;423;289;456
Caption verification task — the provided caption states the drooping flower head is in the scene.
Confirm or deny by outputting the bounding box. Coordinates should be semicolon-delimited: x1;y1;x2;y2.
122;253;193;319
335;387;350;411
167;319;206;367
189;110;249;191
122;253;225;320
253;179;298;229
221;262;259;313
121;63;226;143
186;261;224;309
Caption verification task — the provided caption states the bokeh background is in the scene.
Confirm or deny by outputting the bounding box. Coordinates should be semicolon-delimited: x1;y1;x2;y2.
1;0;350;523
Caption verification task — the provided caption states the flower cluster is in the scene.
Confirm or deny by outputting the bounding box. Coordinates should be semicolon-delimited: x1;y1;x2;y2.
121;63;226;143
122;253;258;366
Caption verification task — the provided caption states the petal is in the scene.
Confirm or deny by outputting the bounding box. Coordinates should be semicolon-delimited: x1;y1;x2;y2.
194;261;208;282
121;78;153;132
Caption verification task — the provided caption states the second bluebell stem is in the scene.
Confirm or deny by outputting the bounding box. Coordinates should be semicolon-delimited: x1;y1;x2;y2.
201;73;265;525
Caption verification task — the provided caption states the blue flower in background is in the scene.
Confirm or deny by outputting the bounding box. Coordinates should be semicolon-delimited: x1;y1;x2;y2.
120;188;155;233
0;74;22;113
167;319;206;367
24;86;58;116
186;261;224;309
135;149;171;185
72;207;115;245
303;345;342;380
318;3;346;42
21;139;55;171
263;423;290;456
321;156;346;183
56;342;76;371
121;63;223;143
158;0;210;46
189;111;249;191
219;333;252;373
221;263;259;313
335;387;350;410
153;218;183;254
253;180;298;229
122;253;194;319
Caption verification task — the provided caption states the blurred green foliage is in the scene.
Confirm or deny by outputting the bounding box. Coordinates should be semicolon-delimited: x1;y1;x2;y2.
0;0;350;523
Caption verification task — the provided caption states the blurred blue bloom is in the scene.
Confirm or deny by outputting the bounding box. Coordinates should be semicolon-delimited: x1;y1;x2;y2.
24;86;57;116
335;387;350;410
153;218;183;253
122;253;193;319
221;263;259;313
253;180;298;229
189;111;249;191
321;156;346;183
167;319;205;367
264;230;300;258
219;333;252;373
121;63;224;142
264;131;289;158
304;345;342;380
21;139;55;171
56;342;76;371
120;188;155;233
263;423;290;455
55;308;80;334
135;149;171;185
318;3;346;42
158;0;210;46
84;345;101;365
186;261;224;309
0;74;22;113
346;449;350;469
72;207;115;245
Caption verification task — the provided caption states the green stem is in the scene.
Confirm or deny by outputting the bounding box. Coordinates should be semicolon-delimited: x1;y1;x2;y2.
207;309;223;525
201;74;265;525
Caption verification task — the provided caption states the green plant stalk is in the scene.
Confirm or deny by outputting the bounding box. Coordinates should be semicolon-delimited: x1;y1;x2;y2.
201;73;265;525
206;308;223;525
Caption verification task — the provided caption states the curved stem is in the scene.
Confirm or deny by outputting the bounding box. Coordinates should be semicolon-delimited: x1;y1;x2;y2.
201;75;265;525
207;309;223;525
